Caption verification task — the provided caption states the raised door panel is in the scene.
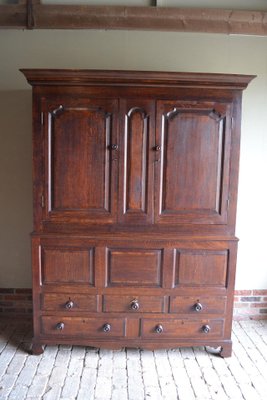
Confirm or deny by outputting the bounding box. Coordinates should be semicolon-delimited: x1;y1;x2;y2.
175;249;229;288
118;99;155;224
155;101;232;224
106;247;163;287
42;97;118;224
41;246;95;286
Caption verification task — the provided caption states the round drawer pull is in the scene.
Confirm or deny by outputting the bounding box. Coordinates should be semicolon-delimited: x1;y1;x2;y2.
130;299;140;311
103;323;111;333
194;302;203;312
65;300;74;310
154;145;161;151
56;322;65;331
202;325;211;334
155;324;164;334
111;144;118;150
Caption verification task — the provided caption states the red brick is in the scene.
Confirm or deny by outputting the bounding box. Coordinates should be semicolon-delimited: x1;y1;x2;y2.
252;290;267;295
0;288;15;294
240;296;261;302
234;290;252;296
15;288;32;294
0;301;14;307
4;294;29;301
250;302;267;308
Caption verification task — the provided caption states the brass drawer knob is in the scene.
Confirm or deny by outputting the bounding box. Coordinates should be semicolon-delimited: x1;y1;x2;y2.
194;302;203;312
130;299;140;311
65;300;74;310
202;325;211;334
155;324;164;334
103;323;111;333
56;322;65;331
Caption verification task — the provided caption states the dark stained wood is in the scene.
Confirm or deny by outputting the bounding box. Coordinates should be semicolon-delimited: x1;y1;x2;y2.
103;295;166;313
118;99;154;224
42;96;118;224
176;250;228;287
141;318;224;339
21;69;254;90
22;69;254;357
155;101;231;225
41;246;95;285
1;4;267;36
107;248;163;287
41;293;98;312
170;296;227;315
41;316;126;337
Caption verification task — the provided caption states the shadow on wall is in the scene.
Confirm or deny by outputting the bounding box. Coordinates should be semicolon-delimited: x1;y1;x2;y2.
0;90;33;288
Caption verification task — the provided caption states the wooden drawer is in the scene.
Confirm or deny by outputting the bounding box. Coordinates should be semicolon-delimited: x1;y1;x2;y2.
41;293;98;312
141;318;224;339
41;316;126;337
170;296;226;315
103;295;166;313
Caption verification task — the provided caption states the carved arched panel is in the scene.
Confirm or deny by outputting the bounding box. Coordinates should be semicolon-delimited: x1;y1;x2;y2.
43;97;119;223
155;101;232;224
119;100;155;224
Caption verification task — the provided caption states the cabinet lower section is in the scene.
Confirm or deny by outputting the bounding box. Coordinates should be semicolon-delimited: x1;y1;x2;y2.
31;234;237;357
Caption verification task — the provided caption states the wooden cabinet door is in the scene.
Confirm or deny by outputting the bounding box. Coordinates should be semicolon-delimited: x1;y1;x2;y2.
118;99;155;224
41;96;118;224
155;100;232;225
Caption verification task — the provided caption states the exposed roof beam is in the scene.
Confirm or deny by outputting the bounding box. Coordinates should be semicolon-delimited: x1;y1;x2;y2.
0;2;267;35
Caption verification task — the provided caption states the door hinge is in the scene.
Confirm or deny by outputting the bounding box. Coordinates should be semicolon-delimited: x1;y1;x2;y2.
227;198;230;209
41;195;45;208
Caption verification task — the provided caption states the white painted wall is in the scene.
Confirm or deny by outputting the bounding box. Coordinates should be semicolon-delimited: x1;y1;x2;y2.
0;29;266;289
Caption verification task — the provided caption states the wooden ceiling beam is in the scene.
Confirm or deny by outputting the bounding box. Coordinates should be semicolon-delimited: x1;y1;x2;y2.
0;2;267;35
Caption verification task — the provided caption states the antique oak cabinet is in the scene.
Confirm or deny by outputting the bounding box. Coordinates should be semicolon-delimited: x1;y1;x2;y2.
21;69;254;356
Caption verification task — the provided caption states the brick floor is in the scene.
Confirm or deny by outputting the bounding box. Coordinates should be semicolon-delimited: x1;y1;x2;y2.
0;319;266;400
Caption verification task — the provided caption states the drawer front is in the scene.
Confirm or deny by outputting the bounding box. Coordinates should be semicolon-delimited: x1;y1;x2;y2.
41;293;98;312
170;296;227;315
41;316;126;337
141;318;224;339
103;295;166;313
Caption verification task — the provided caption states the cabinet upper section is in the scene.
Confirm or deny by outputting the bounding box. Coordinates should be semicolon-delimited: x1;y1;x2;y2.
21;69;255;235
